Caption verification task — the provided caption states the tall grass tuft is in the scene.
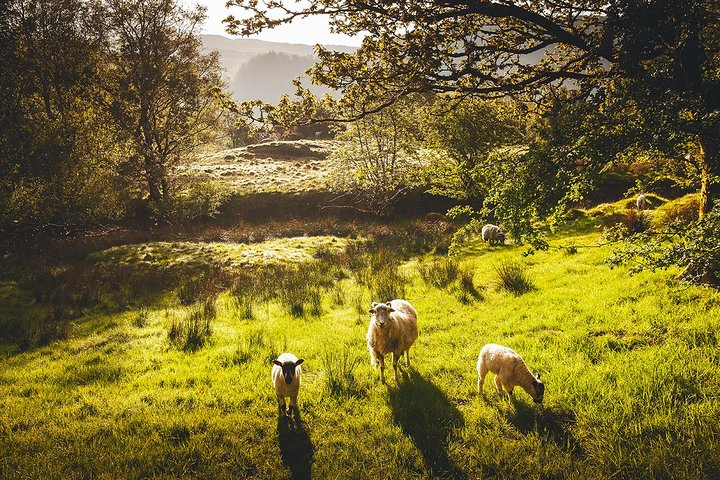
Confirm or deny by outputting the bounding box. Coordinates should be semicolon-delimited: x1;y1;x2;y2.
418;257;460;289
322;347;367;398
353;248;409;302
494;261;534;295
168;299;216;351
230;272;260;320
456;267;483;303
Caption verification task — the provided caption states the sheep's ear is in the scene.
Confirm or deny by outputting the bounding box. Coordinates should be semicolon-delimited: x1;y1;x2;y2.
535;373;541;380
272;360;282;366
295;359;304;366
368;308;376;314
385;302;393;307
388;308;395;313
371;302;379;308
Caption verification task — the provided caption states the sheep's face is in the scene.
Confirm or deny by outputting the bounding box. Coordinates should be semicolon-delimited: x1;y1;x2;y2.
532;374;544;403
369;301;395;328
273;359;304;384
497;232;506;244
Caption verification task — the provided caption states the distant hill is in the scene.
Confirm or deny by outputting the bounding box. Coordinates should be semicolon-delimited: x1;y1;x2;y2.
200;35;355;102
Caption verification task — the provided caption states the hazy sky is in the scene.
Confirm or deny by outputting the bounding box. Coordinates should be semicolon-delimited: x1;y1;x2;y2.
179;1;364;47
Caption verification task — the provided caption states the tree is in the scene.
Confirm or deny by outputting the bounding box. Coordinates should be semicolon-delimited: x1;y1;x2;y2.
328;95;427;216
0;0;128;229
226;0;719;217
103;0;223;215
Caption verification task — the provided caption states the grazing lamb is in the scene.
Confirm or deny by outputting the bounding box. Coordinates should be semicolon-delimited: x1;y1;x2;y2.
481;224;506;245
366;300;418;384
636;194;648;210
271;353;304;416
477;343;544;404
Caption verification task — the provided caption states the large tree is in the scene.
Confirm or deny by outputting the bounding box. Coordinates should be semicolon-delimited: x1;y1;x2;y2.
104;0;223;213
0;0;127;229
226;0;720;216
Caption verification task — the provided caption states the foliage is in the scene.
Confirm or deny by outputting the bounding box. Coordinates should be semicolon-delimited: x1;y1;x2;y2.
103;0;224;215
0;0;130;229
328;96;428;217
423;97;526;205
609;205;720;286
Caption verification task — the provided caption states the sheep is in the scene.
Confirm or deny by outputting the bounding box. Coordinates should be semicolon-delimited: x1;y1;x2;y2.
636;194;648;210
481;224;506;245
477;343;544;404
366;299;418;384
271;353;304;417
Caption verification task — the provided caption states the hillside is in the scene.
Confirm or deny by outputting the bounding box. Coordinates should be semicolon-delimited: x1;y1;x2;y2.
178;140;339;194
1;202;719;478
200;35;355;102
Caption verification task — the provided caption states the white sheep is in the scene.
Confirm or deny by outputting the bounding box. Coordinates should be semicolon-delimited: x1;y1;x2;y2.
481;224;505;245
636;194;648;210
366;299;418;384
477;343;544;403
271;353;304;416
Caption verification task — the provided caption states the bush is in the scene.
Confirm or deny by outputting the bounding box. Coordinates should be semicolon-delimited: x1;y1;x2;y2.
494;261;534;295
165;180;230;223
609;204;720;287
623;209;652;235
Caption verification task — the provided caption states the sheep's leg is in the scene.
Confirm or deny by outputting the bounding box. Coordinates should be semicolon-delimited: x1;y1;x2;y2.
392;352;400;382
376;352;386;384
494;375;504;395
277;395;287;415
505;386;515;403
288;394;298;416
406;349;411;367
478;364;488;395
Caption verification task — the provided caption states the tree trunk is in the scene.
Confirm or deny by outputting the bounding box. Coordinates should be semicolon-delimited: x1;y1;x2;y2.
698;129;720;218
145;155;163;206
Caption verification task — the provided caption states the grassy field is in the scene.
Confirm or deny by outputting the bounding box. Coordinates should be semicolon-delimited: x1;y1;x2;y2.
176;140;339;194
1;203;719;479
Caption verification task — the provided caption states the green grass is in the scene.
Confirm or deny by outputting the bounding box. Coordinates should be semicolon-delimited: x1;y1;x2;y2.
177;139;339;194
1;228;720;478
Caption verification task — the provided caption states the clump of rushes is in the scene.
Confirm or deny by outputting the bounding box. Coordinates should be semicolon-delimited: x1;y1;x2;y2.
494;261;534;295
418;257;460;289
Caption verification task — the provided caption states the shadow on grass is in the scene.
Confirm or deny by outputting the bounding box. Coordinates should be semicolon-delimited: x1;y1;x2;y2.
388;370;466;479
506;402;584;459
277;409;314;480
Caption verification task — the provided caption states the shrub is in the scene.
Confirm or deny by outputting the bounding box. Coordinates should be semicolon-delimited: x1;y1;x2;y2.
623;209;652;234
418;257;460;289
609;204;720;287
494;261;534;295
166;180;230;223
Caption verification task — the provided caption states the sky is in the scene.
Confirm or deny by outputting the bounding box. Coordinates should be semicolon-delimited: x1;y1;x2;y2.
179;1;364;47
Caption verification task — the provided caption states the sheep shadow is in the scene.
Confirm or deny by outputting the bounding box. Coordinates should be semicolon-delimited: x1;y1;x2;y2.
388;370;466;479
506;402;584;459
277;409;314;480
